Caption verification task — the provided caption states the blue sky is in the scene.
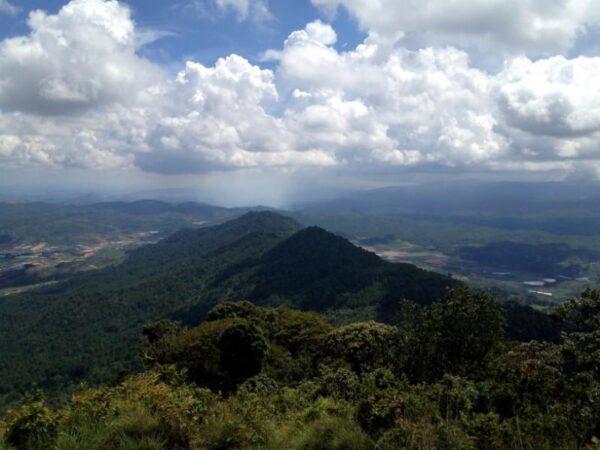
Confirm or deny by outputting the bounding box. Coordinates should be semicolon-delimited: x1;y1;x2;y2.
1;0;600;205
0;0;366;70
3;1;598;69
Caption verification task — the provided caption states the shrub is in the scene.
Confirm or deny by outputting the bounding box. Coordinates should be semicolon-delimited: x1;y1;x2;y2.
356;394;401;436
324;322;397;373
218;320;269;390
317;368;361;401
375;426;412;449
237;374;279;397
290;417;374;450
461;412;506;450
3;396;57;450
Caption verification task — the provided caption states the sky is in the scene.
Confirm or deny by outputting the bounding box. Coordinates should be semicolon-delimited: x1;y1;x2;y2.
1;0;600;206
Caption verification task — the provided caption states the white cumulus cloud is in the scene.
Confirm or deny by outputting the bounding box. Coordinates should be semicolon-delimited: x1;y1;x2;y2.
1;1;600;180
0;0;161;115
493;55;600;165
496;56;600;138
311;0;600;55
278;23;507;167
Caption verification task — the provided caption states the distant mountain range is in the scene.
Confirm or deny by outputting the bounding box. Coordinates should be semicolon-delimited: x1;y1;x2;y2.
294;182;600;298
0;199;266;245
296;181;600;238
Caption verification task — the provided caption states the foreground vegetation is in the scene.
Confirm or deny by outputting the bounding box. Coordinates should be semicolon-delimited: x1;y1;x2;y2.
2;287;598;449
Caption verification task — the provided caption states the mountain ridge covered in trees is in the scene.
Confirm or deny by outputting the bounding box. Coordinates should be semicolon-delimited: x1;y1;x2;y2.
0;212;460;408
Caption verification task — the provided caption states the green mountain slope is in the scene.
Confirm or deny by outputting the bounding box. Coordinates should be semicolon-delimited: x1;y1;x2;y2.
0;212;454;406
246;227;455;312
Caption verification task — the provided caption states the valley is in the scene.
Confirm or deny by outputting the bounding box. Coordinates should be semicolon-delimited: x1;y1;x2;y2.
357;237;596;307
296;182;600;307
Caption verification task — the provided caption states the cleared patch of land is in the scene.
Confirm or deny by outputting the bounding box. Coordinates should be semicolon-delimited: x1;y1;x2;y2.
0;231;163;295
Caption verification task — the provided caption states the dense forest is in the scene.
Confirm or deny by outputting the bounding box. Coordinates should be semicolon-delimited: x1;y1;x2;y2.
0;211;591;449
0;212;461;407
0;287;598;449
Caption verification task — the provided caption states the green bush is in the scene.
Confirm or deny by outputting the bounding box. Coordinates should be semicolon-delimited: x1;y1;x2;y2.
3;397;57;449
289;417;374;450
237;374;279;397
324;322;397;373
317;368;361;401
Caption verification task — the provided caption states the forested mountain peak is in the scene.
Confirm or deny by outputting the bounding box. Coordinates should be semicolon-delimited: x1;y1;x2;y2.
247;225;450;312
219;210;301;236
128;211;301;267
263;226;384;270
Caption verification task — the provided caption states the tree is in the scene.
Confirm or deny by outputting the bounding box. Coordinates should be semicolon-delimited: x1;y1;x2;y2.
140;320;182;365
433;287;503;374
169;318;268;393
551;289;600;443
206;300;261;322
218;320;268;390
553;288;600;377
401;287;504;382
323;321;397;373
